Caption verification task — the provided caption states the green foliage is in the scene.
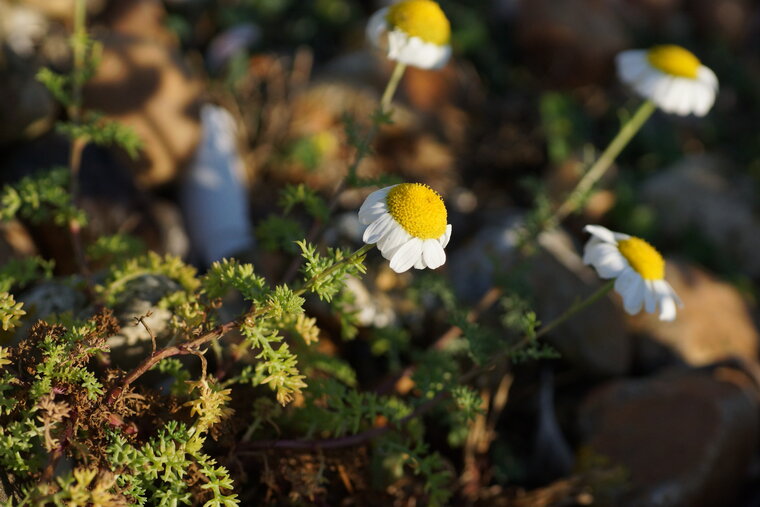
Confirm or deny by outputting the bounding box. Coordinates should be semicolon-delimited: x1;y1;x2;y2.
29;321;108;401
370;326;411;372
296;378;410;438
100;251;200;305
87;233;146;265
0;168;86;226
0;291;26;330
279;183;330;222
501;294;541;340
297;240;367;302
202;258;267;303
36;67;76;108
240;318;307;406
379;438;453;507
57;112;143;159
154;358;192;396
0;256;54;295
451;309;502;366
539;92;590;164
256;215;304;253
342;109;398;188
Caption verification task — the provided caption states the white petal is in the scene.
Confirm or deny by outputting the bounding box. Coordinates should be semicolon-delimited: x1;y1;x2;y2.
422;239;446;269
671;80;695;116
697;65;719;92
657;77;685;114
614;267;638;299
583;242;618;265
387;29;451;70
644;280;657;314
358;186;392;224
389;237;423;273
586;246;628;279
377;222;410;256
583;225;617;244
658;295;677;321
414;258;426;269
631;70;663;100
654;279;682;321
621;274;646;315
439;224;452;248
362;213;394;244
691;83;716;117
650;75;676;111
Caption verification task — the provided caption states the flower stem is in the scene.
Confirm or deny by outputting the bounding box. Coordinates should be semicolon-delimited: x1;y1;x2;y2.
380;62;407;113
295;243;374;297
550;99;657;225
242;281;616;451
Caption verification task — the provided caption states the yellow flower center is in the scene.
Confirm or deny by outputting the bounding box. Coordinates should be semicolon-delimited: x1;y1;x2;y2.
617;237;665;280
646;45;701;79
386;183;447;239
386;0;451;46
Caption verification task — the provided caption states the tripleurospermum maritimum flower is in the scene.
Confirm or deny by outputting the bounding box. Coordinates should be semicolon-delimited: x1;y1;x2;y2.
616;45;718;116
583;225;682;321
359;183;452;273
366;0;452;70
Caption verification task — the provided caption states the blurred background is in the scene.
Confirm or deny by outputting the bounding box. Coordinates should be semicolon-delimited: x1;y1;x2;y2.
2;0;760;505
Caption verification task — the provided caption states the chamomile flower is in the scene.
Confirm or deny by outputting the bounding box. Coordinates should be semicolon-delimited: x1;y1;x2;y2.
359;183;452;273
367;0;451;70
616;45;718;116
583;225;682;321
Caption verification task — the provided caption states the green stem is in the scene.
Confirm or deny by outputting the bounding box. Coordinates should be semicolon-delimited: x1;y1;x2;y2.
461;280;615;384
551;100;657;225
295;243;374;297
534;279;615;339
380;61;407;113
244;280;617;451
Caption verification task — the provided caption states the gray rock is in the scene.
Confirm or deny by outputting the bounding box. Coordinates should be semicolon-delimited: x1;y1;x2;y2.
641;155;760;277
107;274;178;366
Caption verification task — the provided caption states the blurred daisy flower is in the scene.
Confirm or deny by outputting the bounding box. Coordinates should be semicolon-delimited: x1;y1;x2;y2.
367;0;451;70
583;225;681;321
616;45;718;116
359;183;452;273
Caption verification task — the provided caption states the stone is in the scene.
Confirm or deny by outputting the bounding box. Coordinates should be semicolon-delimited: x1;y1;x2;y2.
578;366;759;507
629;261;759;369
83;34;203;187
107;274;178;366
449;213;631;376
0;57;57;144
640;155;760;277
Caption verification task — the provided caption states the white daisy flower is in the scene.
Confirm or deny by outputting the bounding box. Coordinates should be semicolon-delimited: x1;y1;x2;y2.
359;183;452;273
366;0;452;70
582;225;682;321
616;45;718;116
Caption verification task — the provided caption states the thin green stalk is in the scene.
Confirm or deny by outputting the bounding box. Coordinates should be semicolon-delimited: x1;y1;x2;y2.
294;243;374;297
380;62;407;113
462;280;615;383
244;280;617;451
551;100;657;225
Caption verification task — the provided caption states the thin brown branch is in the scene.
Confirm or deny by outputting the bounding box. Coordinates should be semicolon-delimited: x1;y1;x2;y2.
134;311;156;355
105;319;240;407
